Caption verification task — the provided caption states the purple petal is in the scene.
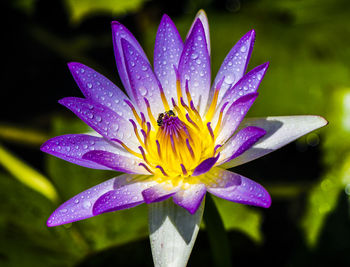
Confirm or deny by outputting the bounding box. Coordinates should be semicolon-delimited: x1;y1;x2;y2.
93;179;156;215
212;30;255;105
40;134;128;170
217;126;266;165
206;168;271;208
142;184;179;204
216;93;258;144
59;97;138;149
186;10;210;55
221;115;328;169
47;174;141;226
216;62;269;117
179;18;211;115
111;21;149;104
192;153;220;176
154;14;183;102
121;38;164;115
173;184;206;214
68;62;133;118
82;150;148;174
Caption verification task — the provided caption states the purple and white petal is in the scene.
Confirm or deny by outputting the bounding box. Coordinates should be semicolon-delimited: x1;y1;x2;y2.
173;184;206;214
121;38;164;116
40;134;129;170
216;93;258;144
217;126;266;165
186;9;210;55
221;115;328;169
47;174;141;226
93;179;156;215
59;97;138;149
192;153;220;176
206;168;271;208
179;19;211;115
142;183;180;204
68;62;134;118
212;30;255;105
154;14;183;102
111;21;149;103
82;150;148;174
216;62;269;119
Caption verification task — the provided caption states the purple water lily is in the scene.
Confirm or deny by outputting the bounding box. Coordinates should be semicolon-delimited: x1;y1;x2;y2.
41;10;327;227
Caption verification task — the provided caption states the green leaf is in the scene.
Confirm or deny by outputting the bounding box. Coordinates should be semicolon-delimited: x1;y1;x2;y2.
65;0;147;23
211;195;263;243
204;195;232;267
0;144;59;203
0;173;83;267
301;89;350;246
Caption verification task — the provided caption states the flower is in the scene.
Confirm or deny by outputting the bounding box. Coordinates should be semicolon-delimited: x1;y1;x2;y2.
41;10;327;227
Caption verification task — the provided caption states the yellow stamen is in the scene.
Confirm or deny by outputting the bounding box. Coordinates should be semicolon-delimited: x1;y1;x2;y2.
113;139;142;158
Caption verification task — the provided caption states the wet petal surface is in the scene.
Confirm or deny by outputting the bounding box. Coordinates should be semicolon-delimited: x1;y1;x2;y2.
221;115;328;168
154;14;183;102
206;168;271;208
41;134;124;170
68;62;133;118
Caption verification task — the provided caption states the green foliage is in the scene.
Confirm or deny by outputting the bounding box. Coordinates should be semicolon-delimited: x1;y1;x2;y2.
302;89;350;246
65;0;147;23
0;144;58;203
0;173;82;267
212;196;263;243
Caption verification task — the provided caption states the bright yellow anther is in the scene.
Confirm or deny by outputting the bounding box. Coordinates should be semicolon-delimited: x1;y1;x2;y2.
206;88;220;122
160;91;170;111
114;139;142;158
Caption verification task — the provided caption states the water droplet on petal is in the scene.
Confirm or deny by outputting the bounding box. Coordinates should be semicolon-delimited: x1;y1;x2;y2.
139;87;147;96
224;74;235;84
83;201;91;209
191;53;198;60
240;45;247;53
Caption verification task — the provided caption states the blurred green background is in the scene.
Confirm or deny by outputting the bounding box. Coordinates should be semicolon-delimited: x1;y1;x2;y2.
1;0;350;266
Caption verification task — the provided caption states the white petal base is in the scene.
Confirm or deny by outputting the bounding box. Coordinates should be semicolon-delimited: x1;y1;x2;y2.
148;198;205;267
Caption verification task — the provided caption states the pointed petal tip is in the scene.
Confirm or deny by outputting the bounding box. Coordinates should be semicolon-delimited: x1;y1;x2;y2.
316;115;328;127
46;214;60;227
192;153;220;176
263;61;270;69
111;20;121;26
196;9;208;18
67;61;78;68
160;13;171;22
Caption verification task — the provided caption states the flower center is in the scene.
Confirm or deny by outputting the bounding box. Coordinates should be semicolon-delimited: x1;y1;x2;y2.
116;76;227;186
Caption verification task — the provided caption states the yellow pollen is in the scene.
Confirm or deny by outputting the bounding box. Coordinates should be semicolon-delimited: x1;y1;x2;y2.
126;77;223;187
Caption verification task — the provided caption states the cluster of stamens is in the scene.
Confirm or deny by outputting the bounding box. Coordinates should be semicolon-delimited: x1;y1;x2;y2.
114;72;227;186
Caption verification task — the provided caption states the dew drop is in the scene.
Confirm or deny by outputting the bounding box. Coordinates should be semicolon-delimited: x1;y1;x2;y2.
83;201;92;209
191;53;198;60
139;87;147;96
87;83;93;89
240;45;247;53
224;74;235;84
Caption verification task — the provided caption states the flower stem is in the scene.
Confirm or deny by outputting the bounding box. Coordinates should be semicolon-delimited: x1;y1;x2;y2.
148;198;204;267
